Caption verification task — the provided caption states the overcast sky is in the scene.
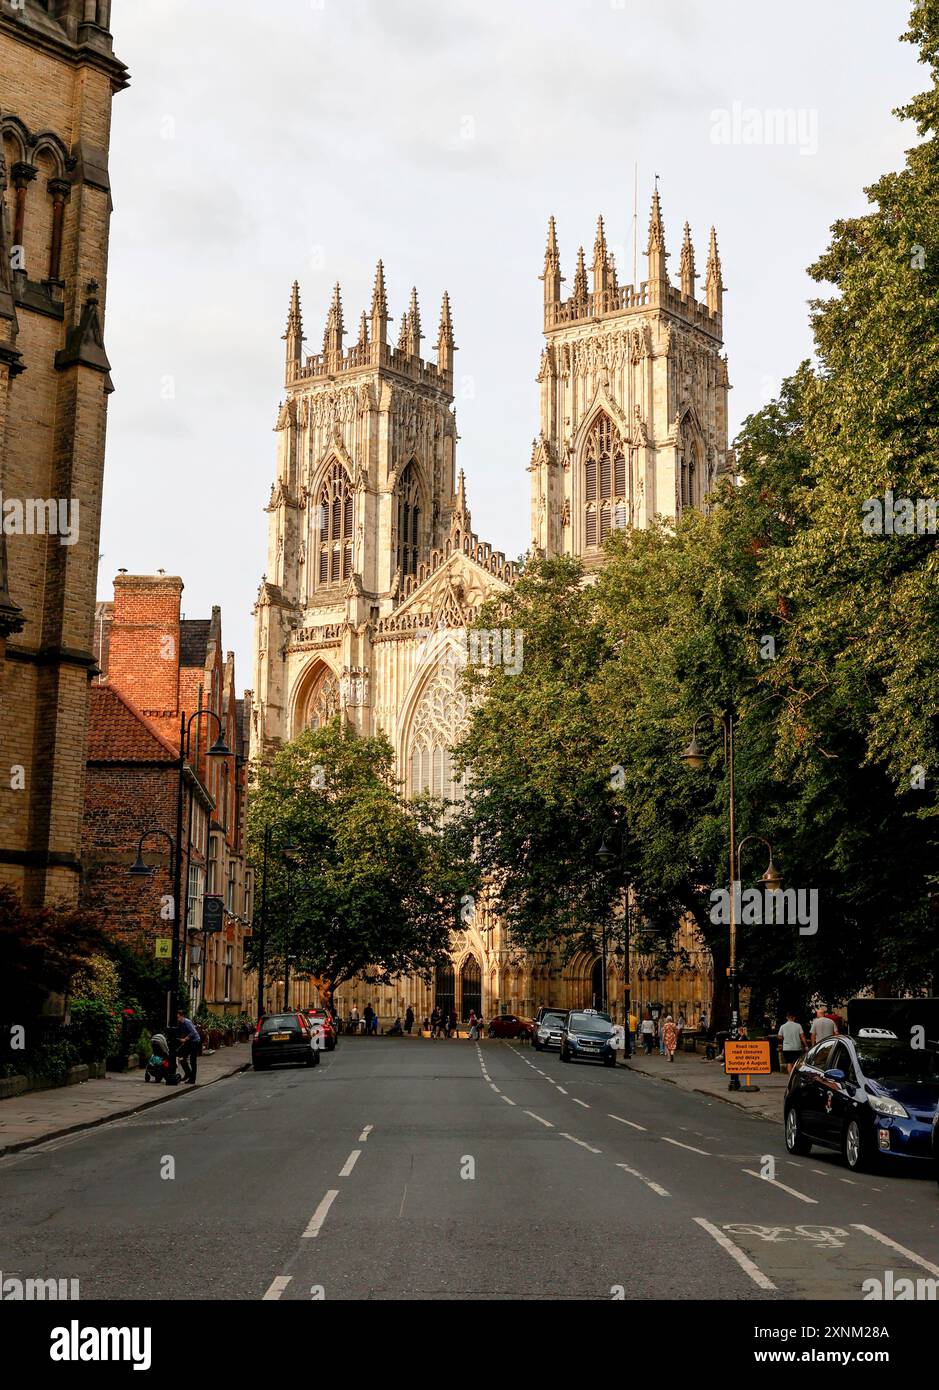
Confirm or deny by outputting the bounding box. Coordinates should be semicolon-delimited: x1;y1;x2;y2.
101;0;922;686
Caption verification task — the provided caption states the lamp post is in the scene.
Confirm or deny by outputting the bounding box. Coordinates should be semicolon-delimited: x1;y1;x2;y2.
596;830;631;1054
255;823;271;1019
682;713;780;1091
282;842;300;1011
130;710;230;1084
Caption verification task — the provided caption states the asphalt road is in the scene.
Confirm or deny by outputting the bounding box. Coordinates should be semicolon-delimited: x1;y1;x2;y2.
2;1037;938;1301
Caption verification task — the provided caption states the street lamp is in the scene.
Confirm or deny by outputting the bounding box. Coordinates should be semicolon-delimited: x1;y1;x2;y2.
282;841;300;1011
596;830;632;1054
682;712;779;1091
142;709;230;1084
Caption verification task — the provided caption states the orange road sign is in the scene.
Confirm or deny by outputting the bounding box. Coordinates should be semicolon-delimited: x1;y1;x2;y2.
724;1040;771;1075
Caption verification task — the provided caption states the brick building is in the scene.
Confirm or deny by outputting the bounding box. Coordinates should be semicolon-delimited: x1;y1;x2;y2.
0;1;127;907
83;574;253;1015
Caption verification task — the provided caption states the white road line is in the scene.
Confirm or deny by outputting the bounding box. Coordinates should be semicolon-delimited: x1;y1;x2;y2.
556;1086;568;1095
692;1217;777;1291
262;1276;292;1300
852;1224;939;1276
573;1098;590;1108
339;1149;361;1177
741;1168;818;1205
358;1125;373;1142
662;1136;711;1156
489;1083;501;1093
839;1177;857;1186
524;1111;554;1127
608;1113;646;1131
560;1132;602;1154
615;1162;670;1198
302;1189;339;1238
812;1168;829;1176
501;1095;517;1106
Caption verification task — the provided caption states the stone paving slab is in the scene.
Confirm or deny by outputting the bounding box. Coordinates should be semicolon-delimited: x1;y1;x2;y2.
0;1044;251;1156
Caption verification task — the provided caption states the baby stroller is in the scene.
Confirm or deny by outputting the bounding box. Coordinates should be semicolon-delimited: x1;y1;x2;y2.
144;1032;176;1083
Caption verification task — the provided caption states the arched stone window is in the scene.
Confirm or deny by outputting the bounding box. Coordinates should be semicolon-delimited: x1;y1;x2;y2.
317;462;353;585
396;461;421;578
305;667;340;729
679;418;700;513
583;412;628;549
408;651;467;803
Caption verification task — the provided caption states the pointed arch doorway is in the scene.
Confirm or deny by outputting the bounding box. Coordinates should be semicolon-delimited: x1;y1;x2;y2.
460;955;481;1021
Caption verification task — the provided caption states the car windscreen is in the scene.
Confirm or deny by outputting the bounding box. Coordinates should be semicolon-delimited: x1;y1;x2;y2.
568;1014;613;1036
855;1041;939;1085
260;1015;298;1033
542;1013;567;1026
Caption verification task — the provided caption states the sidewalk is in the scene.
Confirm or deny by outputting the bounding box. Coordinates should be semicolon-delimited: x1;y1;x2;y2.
623;1046;788;1124
0;1044;251;1156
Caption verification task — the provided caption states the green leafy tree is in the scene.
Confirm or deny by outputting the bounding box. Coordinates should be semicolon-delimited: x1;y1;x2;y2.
247;718;473;1000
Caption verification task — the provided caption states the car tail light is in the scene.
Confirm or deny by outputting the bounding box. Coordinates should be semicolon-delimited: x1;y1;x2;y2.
254;1018;264;1040
298;1013;309;1036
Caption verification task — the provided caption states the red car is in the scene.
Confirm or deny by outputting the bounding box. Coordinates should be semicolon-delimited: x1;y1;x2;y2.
304;1008;338;1051
487;1013;535;1041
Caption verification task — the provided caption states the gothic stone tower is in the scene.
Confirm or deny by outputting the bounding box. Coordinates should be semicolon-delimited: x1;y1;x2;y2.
0;1;127;906
252;267;493;754
530;190;731;568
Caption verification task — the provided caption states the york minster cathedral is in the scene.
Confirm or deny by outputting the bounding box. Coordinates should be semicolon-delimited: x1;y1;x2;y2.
250;191;728;1027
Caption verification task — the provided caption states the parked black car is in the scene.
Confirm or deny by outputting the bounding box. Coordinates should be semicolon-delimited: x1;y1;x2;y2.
252;1012;321;1071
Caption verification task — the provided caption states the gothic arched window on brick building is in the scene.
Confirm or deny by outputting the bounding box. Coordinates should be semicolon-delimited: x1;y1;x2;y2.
396;461;421;578
408;652;467;803
583;412;629;549
317;461;353;585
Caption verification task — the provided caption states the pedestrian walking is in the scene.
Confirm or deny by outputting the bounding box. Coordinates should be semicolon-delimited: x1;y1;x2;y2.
448;1007;457;1038
809;1006;838;1045
430;1006;440;1039
176;1009;201;1085
662;1014;679;1062
640;1010;656;1055
363;1002;374;1036
468;1009;478;1039
778;1012;808;1074
350;1004;360;1035
405;1005;415;1035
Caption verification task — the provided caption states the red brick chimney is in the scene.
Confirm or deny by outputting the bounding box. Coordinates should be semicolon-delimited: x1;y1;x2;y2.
106;574;183;716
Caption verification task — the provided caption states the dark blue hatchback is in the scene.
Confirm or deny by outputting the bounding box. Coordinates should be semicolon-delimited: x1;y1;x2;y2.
784;1029;939;1172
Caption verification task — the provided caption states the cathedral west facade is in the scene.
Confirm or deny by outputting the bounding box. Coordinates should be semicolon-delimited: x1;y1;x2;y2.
249;191;727;1027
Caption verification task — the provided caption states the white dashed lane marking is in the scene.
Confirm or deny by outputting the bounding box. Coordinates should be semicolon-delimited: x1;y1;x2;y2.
573;1098;590;1108
616;1162;670;1198
609;1114;646;1131
339;1150;361;1177
741;1168;817;1205
358;1125;373;1142
560;1132;602;1154
262;1276;292;1300
524;1111;554;1127
662;1136;711;1156
693;1217;777;1291
302;1189;339;1238
502;1095;517;1106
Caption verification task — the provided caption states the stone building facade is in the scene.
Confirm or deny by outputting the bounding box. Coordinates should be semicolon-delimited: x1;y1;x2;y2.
0;0;127;907
84;574;253;1015
250;194;722;1026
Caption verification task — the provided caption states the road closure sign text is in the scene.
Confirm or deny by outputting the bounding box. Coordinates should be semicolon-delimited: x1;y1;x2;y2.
724;1040;771;1074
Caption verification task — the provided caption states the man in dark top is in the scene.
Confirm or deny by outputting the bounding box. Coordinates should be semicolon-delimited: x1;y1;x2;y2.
363;1002;374;1036
405;1005;415;1035
176;1010;201;1084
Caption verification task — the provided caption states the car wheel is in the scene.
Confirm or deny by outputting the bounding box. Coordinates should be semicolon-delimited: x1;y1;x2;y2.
784;1103;812;1155
560;1047;569;1063
533;1039;541;1051
843;1117;870;1171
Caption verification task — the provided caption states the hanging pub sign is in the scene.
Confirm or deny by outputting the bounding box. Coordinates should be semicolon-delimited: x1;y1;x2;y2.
202;895;224;933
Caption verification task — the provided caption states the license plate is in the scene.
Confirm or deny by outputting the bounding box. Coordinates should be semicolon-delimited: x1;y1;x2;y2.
271;1032;291;1041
